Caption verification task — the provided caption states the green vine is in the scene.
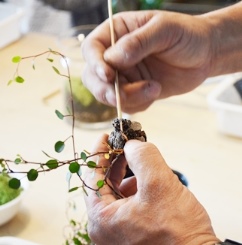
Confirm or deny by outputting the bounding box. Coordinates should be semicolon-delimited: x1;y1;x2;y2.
0;49;123;245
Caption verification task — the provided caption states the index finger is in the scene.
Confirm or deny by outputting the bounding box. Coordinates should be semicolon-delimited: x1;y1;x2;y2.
81;21;115;84
81;13;142;83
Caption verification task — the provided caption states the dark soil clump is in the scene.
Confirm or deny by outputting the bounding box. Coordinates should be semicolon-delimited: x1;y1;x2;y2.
108;118;147;149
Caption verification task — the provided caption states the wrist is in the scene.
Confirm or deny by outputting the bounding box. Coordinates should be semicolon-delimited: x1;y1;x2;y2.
201;2;242;77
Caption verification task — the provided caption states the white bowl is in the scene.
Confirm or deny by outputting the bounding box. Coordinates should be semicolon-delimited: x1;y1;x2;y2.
0;2;25;49
0;236;40;245
0;174;28;226
207;72;242;138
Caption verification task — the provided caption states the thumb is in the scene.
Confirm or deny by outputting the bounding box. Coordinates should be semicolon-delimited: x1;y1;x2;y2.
123;140;170;193
124;140;180;202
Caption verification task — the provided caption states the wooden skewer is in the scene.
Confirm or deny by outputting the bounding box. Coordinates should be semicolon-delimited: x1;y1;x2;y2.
107;0;123;132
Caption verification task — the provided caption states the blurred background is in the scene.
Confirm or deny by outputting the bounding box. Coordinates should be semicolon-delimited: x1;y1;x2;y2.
0;0;240;36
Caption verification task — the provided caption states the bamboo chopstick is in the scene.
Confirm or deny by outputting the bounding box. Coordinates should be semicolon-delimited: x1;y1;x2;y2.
107;0;123;131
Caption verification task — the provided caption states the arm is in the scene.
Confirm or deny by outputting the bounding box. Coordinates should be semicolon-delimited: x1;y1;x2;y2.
84;134;220;245
201;3;242;76
82;2;242;114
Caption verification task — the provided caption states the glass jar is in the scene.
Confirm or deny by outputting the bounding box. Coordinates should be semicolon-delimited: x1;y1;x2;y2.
58;25;117;130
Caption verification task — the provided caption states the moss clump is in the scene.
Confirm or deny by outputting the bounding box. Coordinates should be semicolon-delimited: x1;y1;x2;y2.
0;175;22;205
70;77;95;107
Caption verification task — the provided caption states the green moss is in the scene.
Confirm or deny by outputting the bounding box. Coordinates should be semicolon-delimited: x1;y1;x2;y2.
0;175;22;205
70;77;95;107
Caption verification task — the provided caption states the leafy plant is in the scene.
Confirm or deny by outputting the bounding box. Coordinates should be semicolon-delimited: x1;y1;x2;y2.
0;49;124;244
3;49;123;194
64;200;92;245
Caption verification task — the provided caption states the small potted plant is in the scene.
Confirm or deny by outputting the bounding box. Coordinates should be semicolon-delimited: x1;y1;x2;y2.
0;172;27;226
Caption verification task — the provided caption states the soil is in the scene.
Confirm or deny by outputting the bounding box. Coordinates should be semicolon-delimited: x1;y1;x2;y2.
108;118;147;149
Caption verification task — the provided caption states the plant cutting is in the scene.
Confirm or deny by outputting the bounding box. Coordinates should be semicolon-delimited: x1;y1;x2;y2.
0;48;146;245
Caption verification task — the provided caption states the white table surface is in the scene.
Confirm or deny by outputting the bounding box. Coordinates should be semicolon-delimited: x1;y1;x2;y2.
0;33;241;245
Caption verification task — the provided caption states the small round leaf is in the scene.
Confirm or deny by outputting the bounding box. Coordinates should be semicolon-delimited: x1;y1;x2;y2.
14;158;21;164
46;159;58;169
80;152;87;161
15;76;25;83
27;169;38;181
55;141;65;153
69;162;80;173
97;180;104;188
9;178;21;189
87;161;96;168
12;56;22;63
55;110;64;120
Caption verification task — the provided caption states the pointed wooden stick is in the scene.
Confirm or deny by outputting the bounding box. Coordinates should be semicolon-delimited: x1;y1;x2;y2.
107;0;123;131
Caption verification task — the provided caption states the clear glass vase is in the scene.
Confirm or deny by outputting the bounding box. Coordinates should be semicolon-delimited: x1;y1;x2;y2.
58;25;118;130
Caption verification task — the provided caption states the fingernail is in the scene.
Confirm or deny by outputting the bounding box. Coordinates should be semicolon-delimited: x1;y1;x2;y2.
145;81;161;99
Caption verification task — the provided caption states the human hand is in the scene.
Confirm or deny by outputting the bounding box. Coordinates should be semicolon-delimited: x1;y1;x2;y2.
81;10;214;113
84;134;220;245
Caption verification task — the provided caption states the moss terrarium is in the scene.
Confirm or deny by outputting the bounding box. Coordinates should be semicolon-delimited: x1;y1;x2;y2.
65;77;117;125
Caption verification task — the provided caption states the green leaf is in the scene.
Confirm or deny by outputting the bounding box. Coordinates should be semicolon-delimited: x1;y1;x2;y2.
78;233;91;243
80;152;87;161
97;179;104;188
27;169;38;181
7;80;13;86
69;186;79;193
73;237;81;245
54;141;65;153
55;110;64;120
0;158;4;166
70;219;76;226
69;162;80;173
12;56;22;63
46;159;58;169
47;58;54;62
52;66;60;75
15;76;25;83
87;161;96;168
42;151;51;158
8;178;21;189
14;158;21;164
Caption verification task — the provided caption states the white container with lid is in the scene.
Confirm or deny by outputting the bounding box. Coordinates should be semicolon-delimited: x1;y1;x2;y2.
207;72;242;138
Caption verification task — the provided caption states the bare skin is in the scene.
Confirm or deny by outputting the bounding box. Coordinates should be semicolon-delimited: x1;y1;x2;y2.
84;134;220;245
81;3;242;244
82;2;242;113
